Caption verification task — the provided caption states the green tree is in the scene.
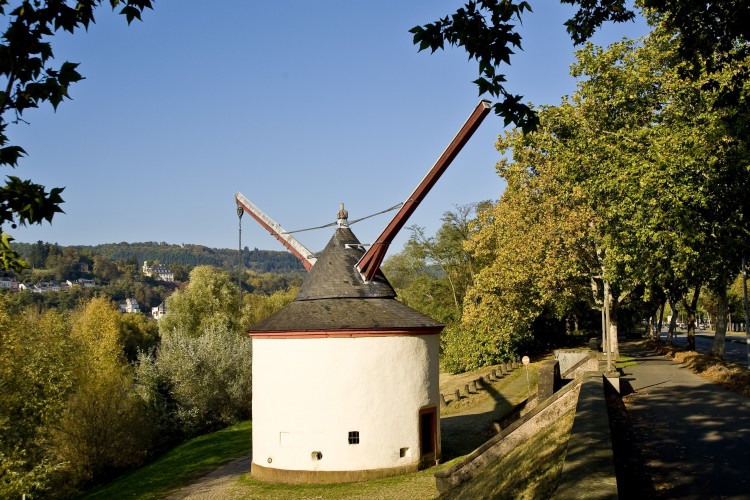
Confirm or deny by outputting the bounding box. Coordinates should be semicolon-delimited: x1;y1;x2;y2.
93;254;120;282
54;297;149;486
383;236;457;324
241;286;297;330
0;301;75;498
449;145;595;372
136;327;252;438
159;265;241;337
454;20;750;370
120;312;158;362
383;204;488;324
0;0;154;271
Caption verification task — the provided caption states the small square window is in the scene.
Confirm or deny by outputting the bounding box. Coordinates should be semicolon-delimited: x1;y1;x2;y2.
348;431;360;445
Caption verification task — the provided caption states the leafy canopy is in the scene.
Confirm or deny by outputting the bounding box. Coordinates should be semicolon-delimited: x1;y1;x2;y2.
412;1;750;132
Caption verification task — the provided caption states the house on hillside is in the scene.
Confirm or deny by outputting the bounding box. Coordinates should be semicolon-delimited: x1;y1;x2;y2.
65;279;94;288
142;261;175;282
152;302;167;320
118;298;141;314
35;282;61;293
0;276;19;292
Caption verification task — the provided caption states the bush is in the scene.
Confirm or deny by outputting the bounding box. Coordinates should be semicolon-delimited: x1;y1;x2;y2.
441;322;533;374
137;326;252;438
52;298;150;489
54;371;150;485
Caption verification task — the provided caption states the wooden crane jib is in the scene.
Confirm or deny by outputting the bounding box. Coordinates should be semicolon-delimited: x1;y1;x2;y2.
356;100;492;282
234;100;491;277
234;192;317;271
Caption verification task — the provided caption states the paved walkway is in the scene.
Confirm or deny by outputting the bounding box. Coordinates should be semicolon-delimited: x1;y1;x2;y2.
618;342;750;499
658;331;750;367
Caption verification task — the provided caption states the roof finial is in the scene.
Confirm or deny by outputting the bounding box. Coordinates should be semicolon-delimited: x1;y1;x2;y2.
337;202;349;227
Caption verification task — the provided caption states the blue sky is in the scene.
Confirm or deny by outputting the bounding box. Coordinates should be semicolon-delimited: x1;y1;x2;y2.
9;1;649;255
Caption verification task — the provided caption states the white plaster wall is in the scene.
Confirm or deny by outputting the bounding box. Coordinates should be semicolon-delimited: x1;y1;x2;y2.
252;335;440;472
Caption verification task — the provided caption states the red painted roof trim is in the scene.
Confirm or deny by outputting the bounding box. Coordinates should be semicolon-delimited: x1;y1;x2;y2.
248;326;443;339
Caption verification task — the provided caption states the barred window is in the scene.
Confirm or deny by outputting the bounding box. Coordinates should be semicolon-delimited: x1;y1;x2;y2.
348;431;360;445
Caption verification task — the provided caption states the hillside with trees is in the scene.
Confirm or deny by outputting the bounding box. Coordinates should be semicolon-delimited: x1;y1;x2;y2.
12;241;305;274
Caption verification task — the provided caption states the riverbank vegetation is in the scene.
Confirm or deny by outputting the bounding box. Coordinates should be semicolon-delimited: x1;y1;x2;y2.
0;266;293;498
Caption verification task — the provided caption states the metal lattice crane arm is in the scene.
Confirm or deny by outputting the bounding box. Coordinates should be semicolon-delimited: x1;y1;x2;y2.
356;100;492;282
235;192;317;271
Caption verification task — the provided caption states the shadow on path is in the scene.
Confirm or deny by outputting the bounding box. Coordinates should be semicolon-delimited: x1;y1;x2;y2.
614;341;750;499
440;376;517;460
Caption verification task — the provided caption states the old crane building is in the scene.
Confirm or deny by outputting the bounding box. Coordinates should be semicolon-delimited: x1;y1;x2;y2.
248;213;443;482
240;101;491;483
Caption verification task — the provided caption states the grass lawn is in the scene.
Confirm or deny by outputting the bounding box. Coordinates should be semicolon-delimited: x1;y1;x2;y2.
82;420;251;499
82;416;457;499
615;356;638;369
442;409;576;499
232;460;461;499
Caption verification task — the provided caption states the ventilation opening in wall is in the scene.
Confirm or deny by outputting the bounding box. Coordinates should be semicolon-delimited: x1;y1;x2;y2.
348;431;360;444
400;447;409;458
311;451;323;461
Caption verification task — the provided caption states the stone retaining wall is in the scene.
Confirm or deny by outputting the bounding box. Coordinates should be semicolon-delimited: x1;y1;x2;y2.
435;369;619;498
555;372;618;499
434;380;581;494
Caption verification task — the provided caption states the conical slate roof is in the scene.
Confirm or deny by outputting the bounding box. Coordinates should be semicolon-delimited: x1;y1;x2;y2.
248;225;443;335
296;226;395;300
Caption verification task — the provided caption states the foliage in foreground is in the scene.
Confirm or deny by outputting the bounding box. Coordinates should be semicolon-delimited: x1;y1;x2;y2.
0;1;154;271
0;265;292;497
136;327;253;439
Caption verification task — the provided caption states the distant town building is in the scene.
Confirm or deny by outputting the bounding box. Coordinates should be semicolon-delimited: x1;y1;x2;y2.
152;302;167;320
0;277;19;292
118;298;141;314
32;282;61;293
142;261;175;282
66;278;96;288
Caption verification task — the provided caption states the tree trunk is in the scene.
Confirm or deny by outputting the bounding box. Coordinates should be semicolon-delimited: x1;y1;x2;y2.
712;270;729;358
682;287;701;351
602;284;611;371
657;300;666;339
667;296;678;344
603;280;619;361
608;295;620;360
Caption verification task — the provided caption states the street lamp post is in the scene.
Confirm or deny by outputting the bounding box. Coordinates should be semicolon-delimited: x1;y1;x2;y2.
237;205;244;310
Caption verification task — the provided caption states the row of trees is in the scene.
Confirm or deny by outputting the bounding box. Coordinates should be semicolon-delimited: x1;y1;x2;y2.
13;241;305;276
486;18;748;365
386;14;750;372
0;265;294;498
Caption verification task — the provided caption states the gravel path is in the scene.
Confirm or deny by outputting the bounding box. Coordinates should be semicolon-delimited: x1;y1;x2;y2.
164;456;250;500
